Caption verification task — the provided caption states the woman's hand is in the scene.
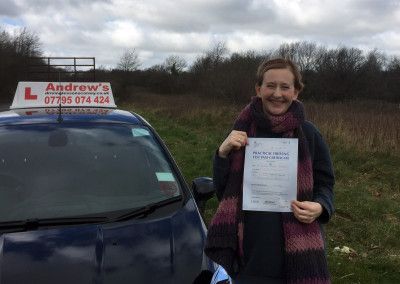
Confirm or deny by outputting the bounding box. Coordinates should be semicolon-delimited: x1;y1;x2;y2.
218;130;248;158
291;200;323;224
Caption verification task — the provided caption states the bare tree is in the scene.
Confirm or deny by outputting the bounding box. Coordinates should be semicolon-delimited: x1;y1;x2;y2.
0;30;12;51
191;41;228;74
164;55;187;75
387;56;400;71
207;41;228;67
117;48;141;71
274;41;321;72
12;28;42;57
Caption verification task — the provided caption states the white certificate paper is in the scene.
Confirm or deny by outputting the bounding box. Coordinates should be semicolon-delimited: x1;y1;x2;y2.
242;138;298;212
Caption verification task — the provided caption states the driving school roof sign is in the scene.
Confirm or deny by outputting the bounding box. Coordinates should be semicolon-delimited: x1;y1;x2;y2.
10;82;117;109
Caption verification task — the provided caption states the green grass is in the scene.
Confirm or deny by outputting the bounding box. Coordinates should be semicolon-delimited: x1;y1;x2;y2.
121;98;400;283
326;147;400;283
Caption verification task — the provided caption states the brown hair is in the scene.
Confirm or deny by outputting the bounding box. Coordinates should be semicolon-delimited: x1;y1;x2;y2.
256;58;304;92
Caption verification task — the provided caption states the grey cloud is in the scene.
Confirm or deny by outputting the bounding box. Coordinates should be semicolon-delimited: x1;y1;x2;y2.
350;0;400;15
2;0;399;69
18;0;111;9
123;0;277;33
0;0;21;16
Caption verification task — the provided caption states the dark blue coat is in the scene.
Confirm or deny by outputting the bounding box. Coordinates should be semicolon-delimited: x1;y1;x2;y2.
213;121;335;281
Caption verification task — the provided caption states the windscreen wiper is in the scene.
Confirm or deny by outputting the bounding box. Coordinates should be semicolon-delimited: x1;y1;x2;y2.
0;216;108;233
0;197;183;233
111;196;182;222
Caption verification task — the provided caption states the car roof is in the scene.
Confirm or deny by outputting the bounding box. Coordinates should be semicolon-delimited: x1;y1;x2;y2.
0;108;146;127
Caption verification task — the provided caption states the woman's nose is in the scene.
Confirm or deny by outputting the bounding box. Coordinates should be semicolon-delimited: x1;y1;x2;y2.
272;87;282;97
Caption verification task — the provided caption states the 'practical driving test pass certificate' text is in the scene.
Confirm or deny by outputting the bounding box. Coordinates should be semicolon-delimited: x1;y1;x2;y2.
242;138;298;212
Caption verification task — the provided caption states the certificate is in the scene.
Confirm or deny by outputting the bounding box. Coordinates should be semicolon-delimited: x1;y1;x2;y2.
242;138;298;212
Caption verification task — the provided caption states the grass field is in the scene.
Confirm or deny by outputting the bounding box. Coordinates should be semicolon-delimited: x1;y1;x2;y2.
121;93;400;283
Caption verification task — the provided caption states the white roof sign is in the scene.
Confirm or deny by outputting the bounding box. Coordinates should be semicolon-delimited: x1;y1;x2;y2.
11;82;117;109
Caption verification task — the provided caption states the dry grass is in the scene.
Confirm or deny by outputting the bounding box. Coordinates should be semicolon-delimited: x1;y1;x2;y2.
123;93;400;156
121;91;241;122
306;101;400;155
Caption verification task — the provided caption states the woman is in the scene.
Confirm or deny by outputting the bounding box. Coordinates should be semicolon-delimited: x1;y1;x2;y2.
205;58;335;284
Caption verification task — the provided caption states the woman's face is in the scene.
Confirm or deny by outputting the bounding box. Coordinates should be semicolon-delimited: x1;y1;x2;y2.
255;68;299;116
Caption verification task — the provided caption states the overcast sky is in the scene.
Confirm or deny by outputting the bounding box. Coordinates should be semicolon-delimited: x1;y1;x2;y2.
1;0;399;69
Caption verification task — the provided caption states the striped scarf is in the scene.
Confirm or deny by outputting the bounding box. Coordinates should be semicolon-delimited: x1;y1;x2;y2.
205;97;330;283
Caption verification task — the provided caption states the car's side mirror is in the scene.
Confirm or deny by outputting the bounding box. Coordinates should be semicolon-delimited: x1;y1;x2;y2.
192;177;214;215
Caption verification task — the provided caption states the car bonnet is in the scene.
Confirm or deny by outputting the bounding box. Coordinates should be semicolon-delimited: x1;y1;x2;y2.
0;199;207;284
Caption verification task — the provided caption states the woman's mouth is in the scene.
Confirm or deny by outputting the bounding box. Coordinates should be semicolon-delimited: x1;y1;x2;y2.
268;99;286;105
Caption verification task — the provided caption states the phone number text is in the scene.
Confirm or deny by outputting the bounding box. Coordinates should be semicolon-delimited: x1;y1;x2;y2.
44;95;111;105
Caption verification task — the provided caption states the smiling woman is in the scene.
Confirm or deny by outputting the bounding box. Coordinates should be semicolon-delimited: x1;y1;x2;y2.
205;58;335;284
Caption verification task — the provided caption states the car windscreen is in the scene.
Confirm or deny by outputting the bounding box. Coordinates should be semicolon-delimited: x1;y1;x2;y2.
0;123;182;222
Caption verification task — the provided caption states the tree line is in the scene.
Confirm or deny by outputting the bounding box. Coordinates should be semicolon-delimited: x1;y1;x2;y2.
1;27;399;103
109;41;400;103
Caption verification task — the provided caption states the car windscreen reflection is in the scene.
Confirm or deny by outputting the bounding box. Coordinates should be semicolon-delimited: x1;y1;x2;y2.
0;123;182;223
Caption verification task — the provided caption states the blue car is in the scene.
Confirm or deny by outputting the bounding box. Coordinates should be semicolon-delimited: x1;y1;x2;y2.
0;82;230;284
